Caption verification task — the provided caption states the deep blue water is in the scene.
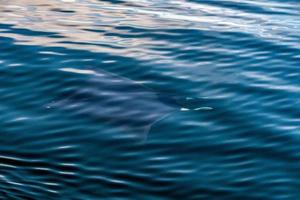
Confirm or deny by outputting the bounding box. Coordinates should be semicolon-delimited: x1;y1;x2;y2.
1;0;300;199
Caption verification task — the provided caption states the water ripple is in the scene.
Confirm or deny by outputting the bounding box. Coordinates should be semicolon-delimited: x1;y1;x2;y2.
1;0;300;199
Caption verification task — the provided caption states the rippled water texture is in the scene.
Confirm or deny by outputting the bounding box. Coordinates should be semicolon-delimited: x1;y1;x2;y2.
1;0;300;199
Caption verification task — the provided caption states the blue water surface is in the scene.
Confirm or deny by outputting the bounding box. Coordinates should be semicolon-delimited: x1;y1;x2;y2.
0;0;300;199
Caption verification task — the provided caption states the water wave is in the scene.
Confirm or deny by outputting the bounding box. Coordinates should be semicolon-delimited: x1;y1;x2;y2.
0;0;300;199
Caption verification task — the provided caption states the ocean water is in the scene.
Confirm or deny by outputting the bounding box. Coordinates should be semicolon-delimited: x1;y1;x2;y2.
0;0;300;199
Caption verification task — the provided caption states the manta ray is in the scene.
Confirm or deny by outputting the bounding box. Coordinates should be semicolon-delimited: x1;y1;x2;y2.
48;67;201;141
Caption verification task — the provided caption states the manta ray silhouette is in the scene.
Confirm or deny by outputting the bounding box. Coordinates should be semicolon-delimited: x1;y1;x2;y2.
48;68;203;141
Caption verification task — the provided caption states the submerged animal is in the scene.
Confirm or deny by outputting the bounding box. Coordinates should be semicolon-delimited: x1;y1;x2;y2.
48;68;210;141
48;68;180;141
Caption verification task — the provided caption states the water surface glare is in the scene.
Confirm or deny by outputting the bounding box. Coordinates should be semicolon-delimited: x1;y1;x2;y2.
1;0;300;199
